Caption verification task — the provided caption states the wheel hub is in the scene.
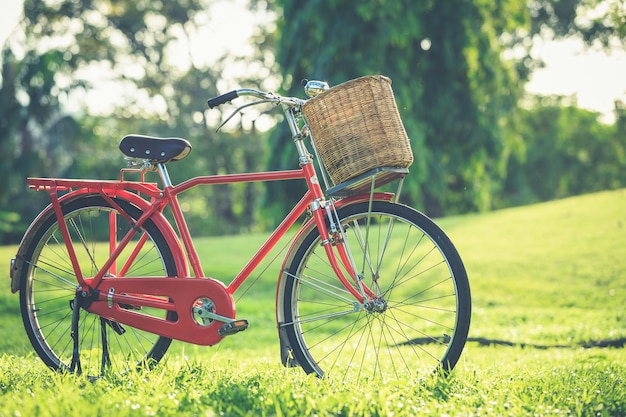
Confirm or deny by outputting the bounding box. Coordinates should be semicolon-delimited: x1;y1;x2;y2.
364;297;387;313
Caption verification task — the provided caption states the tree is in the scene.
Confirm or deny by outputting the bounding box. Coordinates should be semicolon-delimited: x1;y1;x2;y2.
268;0;528;216
0;46;85;241
499;0;626;205
502;0;626;81
529;0;625;46
502;96;626;204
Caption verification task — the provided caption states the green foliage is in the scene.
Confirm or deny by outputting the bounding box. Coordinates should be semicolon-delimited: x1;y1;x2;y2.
501;96;626;206
269;0;529;217
0;0;277;243
0;0;206;243
530;0;626;47
268;0;625;219
0;44;83;242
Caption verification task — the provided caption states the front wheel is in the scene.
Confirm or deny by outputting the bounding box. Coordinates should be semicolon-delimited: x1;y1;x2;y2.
279;201;471;381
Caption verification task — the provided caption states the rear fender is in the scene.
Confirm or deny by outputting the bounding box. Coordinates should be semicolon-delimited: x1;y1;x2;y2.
10;189;186;293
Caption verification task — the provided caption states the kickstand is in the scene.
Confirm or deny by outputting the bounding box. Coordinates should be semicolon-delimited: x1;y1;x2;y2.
69;294;82;375
100;317;111;374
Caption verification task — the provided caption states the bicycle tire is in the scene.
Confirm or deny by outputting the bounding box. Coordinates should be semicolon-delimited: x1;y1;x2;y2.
279;201;471;381
18;194;177;378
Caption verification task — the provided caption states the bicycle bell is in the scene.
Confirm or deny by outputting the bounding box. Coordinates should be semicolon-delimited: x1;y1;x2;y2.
302;79;329;98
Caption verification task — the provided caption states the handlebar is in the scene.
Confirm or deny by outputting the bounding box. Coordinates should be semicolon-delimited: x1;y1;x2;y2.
207;88;308;132
207;90;239;108
207;89;307;109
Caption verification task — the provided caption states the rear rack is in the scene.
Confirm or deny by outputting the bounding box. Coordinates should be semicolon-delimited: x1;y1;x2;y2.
27;178;162;198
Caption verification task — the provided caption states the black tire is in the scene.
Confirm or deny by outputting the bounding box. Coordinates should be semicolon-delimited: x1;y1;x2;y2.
18;195;177;378
280;201;471;381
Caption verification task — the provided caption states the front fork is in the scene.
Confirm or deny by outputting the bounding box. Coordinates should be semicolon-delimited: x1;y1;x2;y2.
310;197;379;307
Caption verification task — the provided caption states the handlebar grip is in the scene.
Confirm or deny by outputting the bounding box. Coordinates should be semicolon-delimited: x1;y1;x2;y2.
207;90;239;108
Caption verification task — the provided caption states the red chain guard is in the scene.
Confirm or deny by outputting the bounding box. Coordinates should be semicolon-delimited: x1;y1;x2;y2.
85;277;235;346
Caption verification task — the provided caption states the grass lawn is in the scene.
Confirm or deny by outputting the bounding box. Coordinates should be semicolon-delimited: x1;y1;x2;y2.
0;188;624;416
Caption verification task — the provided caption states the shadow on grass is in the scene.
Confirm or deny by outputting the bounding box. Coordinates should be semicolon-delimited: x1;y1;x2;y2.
400;337;626;349
466;337;626;349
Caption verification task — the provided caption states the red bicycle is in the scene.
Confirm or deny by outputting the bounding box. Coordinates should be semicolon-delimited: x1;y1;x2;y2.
10;76;470;381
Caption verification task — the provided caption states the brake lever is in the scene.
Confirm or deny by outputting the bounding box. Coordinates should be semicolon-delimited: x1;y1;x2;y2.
215;98;279;132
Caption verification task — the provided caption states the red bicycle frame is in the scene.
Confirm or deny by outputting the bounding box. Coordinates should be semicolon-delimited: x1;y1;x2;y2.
25;158;389;345
19;89;395;346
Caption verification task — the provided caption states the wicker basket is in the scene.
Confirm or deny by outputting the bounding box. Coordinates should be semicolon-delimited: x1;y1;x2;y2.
302;75;413;186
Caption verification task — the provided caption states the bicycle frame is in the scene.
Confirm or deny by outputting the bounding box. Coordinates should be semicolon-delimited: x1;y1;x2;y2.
25;169;391;346
20;96;391;346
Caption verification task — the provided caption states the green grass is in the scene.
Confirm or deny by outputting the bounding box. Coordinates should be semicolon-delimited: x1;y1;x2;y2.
1;189;625;416
445;189;626;347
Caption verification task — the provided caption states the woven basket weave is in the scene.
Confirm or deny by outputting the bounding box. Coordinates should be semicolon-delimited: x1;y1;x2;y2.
302;75;413;185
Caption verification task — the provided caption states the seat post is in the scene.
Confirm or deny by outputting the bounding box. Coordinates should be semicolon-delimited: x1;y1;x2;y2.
156;163;173;188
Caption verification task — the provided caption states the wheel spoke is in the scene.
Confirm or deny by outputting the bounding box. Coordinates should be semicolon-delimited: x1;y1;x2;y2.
284;270;357;305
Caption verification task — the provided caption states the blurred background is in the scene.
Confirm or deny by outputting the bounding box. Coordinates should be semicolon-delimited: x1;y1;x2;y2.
1;0;625;244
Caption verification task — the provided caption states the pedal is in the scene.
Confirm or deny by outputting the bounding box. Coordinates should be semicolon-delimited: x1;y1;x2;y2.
218;319;249;337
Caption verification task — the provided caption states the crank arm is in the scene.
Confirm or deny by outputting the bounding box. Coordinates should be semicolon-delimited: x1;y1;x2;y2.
194;310;237;323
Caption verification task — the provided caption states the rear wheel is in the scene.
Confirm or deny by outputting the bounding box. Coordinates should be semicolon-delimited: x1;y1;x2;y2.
18;195;177;378
280;201;471;381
